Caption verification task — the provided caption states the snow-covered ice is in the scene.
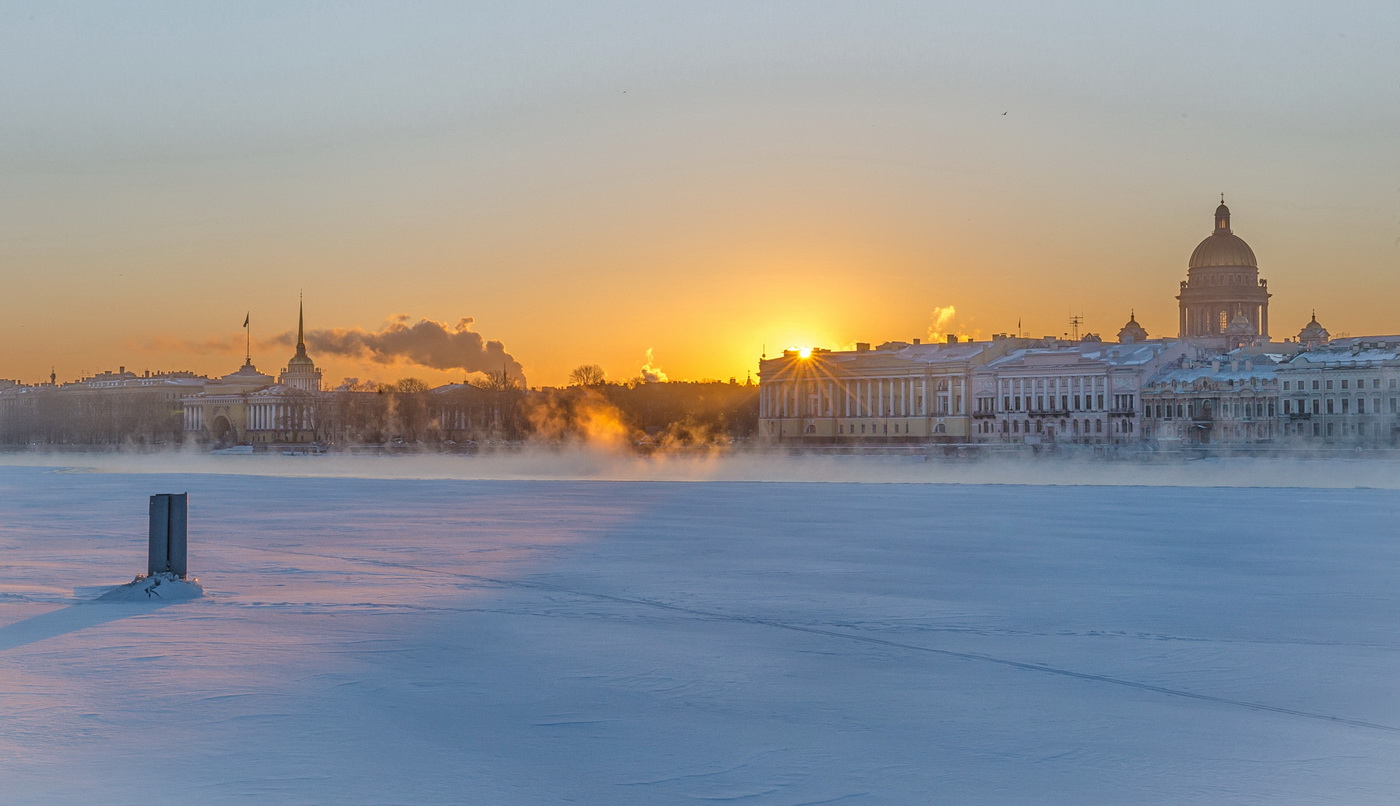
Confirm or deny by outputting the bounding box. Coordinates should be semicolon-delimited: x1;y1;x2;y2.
1;456;1398;804
95;572;204;602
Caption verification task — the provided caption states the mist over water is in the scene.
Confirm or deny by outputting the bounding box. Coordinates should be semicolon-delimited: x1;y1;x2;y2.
1;448;1396;489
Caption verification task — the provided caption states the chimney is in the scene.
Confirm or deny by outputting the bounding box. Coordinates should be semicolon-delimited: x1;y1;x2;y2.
946;335;958;344
855;342;870;352
913;338;921;345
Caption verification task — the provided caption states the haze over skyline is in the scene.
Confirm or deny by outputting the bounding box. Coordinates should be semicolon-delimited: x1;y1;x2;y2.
3;2;1399;387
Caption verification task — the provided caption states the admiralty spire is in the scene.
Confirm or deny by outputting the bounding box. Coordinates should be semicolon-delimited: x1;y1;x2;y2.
279;296;323;392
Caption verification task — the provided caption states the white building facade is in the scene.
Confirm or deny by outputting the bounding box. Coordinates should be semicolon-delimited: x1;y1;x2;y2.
1275;338;1400;446
758;338;1024;443
973;339;1191;445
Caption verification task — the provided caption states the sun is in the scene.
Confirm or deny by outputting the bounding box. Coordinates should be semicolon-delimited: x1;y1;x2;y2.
797;347;813;359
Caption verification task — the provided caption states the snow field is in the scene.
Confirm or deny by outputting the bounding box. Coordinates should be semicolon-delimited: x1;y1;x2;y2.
1;461;1398;804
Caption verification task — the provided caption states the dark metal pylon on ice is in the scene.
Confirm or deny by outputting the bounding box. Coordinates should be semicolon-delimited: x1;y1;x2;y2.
148;493;188;578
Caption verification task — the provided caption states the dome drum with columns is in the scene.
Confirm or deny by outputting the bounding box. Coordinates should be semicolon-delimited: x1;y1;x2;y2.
1176;198;1271;341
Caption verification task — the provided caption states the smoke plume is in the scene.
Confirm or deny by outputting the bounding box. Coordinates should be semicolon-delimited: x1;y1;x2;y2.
927;305;957;343
280;315;526;385
639;348;668;383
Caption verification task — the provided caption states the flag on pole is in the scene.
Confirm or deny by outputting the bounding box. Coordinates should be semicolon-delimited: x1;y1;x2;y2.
243;313;249;328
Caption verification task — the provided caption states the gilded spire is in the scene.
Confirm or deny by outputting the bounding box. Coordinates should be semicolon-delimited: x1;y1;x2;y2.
295;293;307;359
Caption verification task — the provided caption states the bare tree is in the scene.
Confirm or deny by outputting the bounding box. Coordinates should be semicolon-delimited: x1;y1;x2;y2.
568;364;606;386
392;378;430;443
469;370;521;392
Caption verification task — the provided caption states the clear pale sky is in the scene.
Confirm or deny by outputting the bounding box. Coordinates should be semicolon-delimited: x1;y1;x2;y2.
3;1;1398;387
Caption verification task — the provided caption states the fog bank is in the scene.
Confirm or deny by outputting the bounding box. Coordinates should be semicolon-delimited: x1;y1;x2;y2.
2;450;1397;489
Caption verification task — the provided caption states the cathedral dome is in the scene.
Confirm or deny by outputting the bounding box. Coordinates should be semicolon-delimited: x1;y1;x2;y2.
1189;232;1257;268
1188;199;1257;268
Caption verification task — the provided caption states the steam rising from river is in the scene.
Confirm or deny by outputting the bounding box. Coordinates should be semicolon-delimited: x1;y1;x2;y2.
3;448;1396;489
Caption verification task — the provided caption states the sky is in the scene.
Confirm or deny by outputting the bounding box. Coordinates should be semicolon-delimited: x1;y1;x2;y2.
2;1;1398;387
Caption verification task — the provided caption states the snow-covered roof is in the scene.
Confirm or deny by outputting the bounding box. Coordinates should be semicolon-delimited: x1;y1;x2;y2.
1284;338;1400;366
986;341;1170;371
1146;364;1278;386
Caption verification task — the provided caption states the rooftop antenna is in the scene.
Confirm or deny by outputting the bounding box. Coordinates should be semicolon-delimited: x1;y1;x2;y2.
1069;312;1084;341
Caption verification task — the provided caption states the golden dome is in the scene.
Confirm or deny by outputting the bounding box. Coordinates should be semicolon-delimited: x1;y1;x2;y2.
1188;199;1256;268
1189;232;1257;268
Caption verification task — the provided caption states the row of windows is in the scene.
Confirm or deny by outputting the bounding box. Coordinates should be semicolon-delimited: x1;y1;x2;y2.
1286;421;1381;438
1143;401;1277;419
1284;397;1400;415
1282;378;1397;391
836;423;924;435
992;394;1108;413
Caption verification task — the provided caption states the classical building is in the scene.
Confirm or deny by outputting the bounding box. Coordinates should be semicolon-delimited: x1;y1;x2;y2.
184;303;324;446
1140;352;1283;446
758;337;1024;442
1177;198;1270;341
1275;338;1400;445
0;368;205;445
972;338;1190;445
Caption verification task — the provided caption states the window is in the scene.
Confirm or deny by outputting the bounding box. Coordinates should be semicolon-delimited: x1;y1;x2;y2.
1342;399;1349;414
1358;399;1366;414
1313;380;1320;390
1327;399;1334;414
1312;399;1320;414
1074;395;1081;410
1341;380;1349;390
1283;381;1290;390
1283;400;1291;415
1097;394;1104;409
1326;380;1334;390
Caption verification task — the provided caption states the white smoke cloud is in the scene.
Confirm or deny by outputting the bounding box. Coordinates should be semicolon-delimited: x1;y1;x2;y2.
640;348;668;383
281;315;526;385
927;305;957;343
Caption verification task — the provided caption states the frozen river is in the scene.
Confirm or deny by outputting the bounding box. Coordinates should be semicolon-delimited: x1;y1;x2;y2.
1;456;1398;804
